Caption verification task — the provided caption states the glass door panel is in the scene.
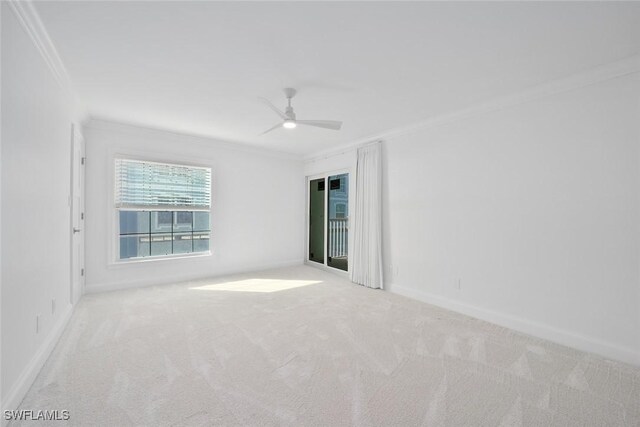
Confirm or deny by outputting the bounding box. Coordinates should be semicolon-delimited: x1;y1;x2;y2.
309;178;325;264
327;173;349;271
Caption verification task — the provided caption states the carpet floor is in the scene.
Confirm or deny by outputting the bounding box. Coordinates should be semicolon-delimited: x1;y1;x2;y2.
14;265;640;426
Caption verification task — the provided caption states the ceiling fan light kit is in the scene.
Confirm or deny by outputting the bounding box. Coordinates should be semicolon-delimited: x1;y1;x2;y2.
259;88;343;135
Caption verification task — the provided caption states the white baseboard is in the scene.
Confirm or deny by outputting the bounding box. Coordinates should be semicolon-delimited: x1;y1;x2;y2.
85;259;304;294
387;284;640;367
1;303;75;425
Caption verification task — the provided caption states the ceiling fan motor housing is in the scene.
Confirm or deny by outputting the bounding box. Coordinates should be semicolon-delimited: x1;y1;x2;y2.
285;106;296;120
283;87;297;99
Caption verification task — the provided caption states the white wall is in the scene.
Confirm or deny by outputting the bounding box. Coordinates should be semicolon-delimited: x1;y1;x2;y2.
304;150;357;178
0;2;4;411
381;72;640;364
83;120;305;293
1;2;78;412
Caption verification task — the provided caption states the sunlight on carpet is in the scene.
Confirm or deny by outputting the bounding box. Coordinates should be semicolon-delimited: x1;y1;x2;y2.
189;278;323;293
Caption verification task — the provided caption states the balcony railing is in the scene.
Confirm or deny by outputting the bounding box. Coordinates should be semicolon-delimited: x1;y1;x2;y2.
328;218;348;258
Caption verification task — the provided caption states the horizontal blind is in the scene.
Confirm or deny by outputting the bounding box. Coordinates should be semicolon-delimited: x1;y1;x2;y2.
115;159;211;210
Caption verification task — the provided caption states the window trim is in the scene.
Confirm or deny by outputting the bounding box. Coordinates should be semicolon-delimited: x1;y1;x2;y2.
109;152;214;265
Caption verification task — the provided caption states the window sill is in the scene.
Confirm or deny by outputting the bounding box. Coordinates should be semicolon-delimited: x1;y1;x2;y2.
108;251;212;268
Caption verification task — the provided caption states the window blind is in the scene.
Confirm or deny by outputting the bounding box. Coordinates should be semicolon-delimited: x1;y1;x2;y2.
115;159;211;210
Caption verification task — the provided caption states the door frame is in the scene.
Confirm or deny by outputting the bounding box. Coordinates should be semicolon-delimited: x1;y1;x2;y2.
69;124;86;304
305;168;351;277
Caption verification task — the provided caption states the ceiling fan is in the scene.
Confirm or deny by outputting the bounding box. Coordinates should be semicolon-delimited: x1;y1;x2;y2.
259;88;343;135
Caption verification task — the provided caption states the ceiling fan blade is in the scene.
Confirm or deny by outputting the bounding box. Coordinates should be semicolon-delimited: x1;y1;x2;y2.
296;120;343;130
258;97;287;120
259;122;283;135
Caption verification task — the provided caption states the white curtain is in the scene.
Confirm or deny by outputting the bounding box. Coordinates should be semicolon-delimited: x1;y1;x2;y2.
351;142;384;289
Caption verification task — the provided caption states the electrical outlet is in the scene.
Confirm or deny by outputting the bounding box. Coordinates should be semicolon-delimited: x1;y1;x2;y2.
36;314;40;334
456;278;461;290
52;298;56;315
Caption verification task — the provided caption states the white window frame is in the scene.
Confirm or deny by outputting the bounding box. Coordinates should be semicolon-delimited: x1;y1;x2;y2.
110;154;213;265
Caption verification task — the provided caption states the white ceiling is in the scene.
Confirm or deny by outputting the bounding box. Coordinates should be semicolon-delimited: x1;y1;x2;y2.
35;1;640;155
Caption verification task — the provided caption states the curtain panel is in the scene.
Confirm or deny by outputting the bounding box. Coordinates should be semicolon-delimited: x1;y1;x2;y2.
351;142;384;289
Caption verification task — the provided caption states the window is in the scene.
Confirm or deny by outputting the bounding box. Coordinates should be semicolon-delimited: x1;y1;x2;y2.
115;158;211;260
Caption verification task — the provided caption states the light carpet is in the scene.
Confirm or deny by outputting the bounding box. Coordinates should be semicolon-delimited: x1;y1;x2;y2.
14;265;640;426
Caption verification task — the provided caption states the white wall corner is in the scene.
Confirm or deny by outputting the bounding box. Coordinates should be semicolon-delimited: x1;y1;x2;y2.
1;304;74;423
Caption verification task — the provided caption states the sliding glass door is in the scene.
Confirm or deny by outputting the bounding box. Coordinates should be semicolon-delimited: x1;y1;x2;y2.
327;174;348;271
307;172;349;272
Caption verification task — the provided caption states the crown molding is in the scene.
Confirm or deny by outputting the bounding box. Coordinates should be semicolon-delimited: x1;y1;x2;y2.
85;117;304;161
305;54;640;163
7;1;76;93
